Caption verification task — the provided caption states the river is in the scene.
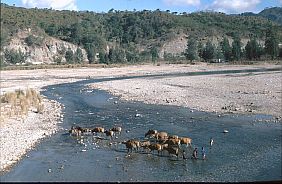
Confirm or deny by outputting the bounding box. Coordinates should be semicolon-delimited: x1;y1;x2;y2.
1;70;281;182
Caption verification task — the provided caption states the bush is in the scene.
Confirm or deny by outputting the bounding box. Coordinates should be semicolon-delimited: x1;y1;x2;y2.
4;49;26;64
0;88;45;118
25;35;43;46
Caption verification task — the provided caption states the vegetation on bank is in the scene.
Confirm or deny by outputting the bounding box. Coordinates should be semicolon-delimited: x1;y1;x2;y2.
0;89;44;122
183;28;281;62
1;3;282;67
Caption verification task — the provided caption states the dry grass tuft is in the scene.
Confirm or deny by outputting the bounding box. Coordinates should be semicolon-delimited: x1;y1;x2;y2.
0;88;45;123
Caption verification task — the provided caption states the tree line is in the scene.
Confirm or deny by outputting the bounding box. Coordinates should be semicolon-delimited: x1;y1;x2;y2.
184;28;281;62
1;3;282;66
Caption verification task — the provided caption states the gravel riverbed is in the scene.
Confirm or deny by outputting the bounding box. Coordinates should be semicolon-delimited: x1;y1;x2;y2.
1;63;281;173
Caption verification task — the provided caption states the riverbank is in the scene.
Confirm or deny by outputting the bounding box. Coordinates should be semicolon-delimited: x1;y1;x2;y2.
89;64;282;121
0;63;281;172
0;98;63;173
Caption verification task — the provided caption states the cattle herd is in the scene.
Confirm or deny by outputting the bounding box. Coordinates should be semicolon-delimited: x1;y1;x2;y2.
69;126;195;159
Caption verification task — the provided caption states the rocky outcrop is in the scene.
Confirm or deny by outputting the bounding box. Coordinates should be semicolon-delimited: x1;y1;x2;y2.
159;34;187;59
2;30;89;64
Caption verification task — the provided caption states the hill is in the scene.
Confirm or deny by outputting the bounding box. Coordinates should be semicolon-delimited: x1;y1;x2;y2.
1;3;282;65
258;7;282;25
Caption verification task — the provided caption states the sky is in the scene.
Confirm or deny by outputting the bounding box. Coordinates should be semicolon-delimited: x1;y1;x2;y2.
2;0;282;14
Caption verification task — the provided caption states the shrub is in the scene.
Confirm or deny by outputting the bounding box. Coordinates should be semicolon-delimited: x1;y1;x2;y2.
4;49;26;64
0;88;45;119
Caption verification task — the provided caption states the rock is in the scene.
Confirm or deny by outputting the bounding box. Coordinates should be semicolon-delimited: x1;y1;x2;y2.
135;113;141;117
59;165;64;170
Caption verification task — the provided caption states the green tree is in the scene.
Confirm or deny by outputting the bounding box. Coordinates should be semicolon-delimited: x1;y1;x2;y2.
70;23;83;45
108;48;117;63
151;46;158;63
215;46;224;60
265;28;279;60
4;49;26;64
25;35;42;47
202;40;216;61
220;37;232;61
74;48;83;63
0;26;9;48
84;43;95;63
46;23;58;36
245;38;263;60
197;42;204;61
231;35;242;61
279;47;282;59
184;36;198;61
65;48;74;63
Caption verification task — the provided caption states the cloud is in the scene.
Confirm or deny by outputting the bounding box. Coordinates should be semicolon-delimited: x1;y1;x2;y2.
163;0;201;6
21;0;78;10
209;0;261;13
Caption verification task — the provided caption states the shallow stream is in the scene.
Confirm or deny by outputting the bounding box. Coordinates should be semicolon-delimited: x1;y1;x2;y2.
1;69;281;182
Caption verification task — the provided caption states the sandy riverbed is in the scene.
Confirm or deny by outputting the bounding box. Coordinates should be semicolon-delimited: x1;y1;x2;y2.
0;62;281;172
89;65;282;120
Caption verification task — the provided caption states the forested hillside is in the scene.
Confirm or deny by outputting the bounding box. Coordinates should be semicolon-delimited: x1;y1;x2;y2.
1;3;282;66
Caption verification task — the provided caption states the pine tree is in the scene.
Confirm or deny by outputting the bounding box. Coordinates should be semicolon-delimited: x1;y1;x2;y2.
202;40;215;62
231;35;242;61
215;45;224;61
245;38;262;60
220;37;232;61
65;48;74;63
74;48;83;63
265;28;279;60
198;42;204;61
151;46;158;63
184;36;198;61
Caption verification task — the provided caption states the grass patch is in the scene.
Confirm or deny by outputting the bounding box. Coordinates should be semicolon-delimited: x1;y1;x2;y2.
0;88;44;122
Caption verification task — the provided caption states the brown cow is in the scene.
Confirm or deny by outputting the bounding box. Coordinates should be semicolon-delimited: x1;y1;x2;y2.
164;138;181;147
104;130;114;139
122;139;141;153
69;126;82;136
179;137;192;147
110;127;122;134
140;140;151;152
153;132;168;141
163;146;181;158
91;127;105;135
148;143;163;155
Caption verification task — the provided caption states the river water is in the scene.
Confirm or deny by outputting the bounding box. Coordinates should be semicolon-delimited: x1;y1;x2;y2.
1;69;281;182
